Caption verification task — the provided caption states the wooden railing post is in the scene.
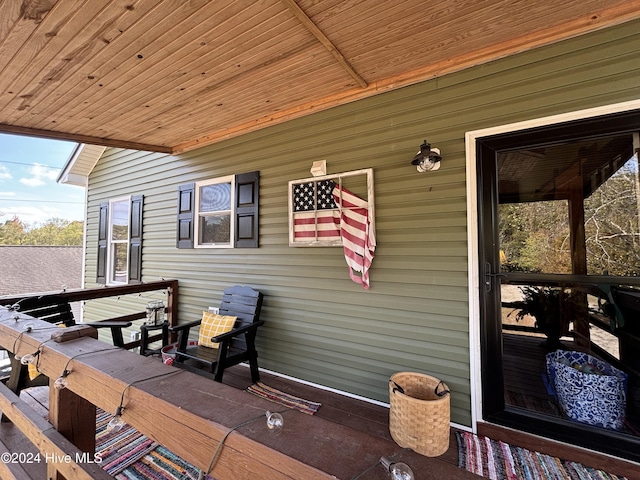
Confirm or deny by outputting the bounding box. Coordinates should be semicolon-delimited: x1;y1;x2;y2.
167;279;178;343
49;379;97;448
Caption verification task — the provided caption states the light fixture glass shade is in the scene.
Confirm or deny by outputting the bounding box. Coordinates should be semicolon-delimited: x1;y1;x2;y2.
54;375;69;390
380;457;415;480
388;462;414;480
107;406;125;433
265;410;284;434
411;140;442;172
107;414;125;433
20;353;36;365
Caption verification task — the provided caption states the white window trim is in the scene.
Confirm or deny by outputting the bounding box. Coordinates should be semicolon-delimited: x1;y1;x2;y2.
107;195;131;285
465;99;640;434
194;175;235;248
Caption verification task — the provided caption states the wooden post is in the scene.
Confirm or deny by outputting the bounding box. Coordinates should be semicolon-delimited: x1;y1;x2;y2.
569;165;590;349
167;280;178;343
48;377;97;480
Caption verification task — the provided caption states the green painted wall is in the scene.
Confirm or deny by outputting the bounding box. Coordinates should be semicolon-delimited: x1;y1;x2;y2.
83;19;640;427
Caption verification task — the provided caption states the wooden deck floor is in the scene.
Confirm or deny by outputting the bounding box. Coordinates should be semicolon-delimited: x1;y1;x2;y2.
5;365;480;480
503;332;562;412
503;331;640;433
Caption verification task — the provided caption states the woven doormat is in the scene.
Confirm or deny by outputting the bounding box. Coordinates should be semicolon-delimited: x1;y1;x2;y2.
246;382;321;415
96;409;213;479
96;409;158;475
456;432;627;480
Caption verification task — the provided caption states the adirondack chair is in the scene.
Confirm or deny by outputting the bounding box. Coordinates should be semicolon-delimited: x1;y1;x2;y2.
1;296;131;396
169;285;264;383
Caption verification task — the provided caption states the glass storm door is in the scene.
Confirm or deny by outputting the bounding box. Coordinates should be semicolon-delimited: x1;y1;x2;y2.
477;110;640;462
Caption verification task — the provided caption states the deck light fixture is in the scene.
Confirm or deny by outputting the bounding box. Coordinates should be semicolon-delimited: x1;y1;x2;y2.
265;410;284;434
380;456;415;480
19;352;37;365
54;370;70;390
411;140;442;172
107;406;125;433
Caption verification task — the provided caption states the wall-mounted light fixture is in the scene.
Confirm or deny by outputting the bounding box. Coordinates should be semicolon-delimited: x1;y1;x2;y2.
411;140;442;172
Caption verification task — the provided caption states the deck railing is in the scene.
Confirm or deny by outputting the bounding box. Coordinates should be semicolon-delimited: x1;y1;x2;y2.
0;299;336;480
0;280;179;351
0;281;384;480
499;273;640;367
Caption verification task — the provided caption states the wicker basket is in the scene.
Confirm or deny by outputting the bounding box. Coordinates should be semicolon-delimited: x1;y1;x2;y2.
389;372;450;457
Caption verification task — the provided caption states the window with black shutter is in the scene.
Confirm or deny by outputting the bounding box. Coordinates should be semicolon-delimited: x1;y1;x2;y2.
96;195;144;284
177;171;259;249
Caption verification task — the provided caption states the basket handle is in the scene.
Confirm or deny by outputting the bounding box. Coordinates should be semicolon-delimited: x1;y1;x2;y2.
390;380;405;394
435;380;450;397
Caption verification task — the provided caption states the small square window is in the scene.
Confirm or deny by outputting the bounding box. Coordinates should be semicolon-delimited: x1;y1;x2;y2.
195;176;234;247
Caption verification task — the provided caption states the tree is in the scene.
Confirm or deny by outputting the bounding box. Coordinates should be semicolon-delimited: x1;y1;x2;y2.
0;216;28;244
499;201;570;273
0;217;83;246
584;164;640;276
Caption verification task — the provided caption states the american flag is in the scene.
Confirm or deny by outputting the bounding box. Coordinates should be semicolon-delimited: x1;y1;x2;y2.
292;180;340;242
332;185;376;289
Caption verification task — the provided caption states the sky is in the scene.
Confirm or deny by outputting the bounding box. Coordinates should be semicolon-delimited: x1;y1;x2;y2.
0;133;84;226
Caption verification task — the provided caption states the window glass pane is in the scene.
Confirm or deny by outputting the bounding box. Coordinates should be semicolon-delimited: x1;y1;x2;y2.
497;133;637;275
111;200;129;241
499;200;570;274
199;183;231;212
199;214;231;244
584;152;640;276
111;243;128;283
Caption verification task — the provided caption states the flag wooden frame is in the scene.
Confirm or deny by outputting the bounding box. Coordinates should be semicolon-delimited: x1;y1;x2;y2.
288;168;375;247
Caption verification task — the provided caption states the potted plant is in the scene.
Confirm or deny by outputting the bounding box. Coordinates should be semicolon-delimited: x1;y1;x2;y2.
509;286;571;349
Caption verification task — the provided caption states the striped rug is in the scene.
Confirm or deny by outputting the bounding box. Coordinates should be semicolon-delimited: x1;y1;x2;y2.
246;382;321;415
456;432;627;480
96;409;213;479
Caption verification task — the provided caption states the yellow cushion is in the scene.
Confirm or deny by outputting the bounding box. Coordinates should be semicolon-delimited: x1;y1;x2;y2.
198;312;237;349
28;362;39;381
29;323;66;380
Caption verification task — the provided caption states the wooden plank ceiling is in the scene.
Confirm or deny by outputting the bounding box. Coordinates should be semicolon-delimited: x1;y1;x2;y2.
0;0;639;154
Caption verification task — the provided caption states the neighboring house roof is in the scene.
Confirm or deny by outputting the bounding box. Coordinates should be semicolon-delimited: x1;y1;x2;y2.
0;246;83;297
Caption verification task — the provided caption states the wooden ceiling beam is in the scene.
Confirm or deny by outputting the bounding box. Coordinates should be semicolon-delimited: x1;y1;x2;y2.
280;0;367;88
0;124;171;153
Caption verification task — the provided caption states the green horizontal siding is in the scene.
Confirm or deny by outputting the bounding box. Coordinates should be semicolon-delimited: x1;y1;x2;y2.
83;19;640;427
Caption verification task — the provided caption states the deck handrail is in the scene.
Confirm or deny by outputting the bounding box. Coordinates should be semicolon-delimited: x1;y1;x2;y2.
0;280;179;349
0;306;334;480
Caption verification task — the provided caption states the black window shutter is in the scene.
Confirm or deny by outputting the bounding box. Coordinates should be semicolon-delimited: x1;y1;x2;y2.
177;183;195;248
234;171;259;248
128;195;144;284
96;202;109;284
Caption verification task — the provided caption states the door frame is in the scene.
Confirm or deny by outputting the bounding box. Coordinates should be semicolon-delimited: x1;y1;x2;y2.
465;98;640;433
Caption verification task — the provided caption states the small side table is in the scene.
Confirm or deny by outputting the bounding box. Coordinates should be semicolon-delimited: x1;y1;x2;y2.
139;321;169;356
